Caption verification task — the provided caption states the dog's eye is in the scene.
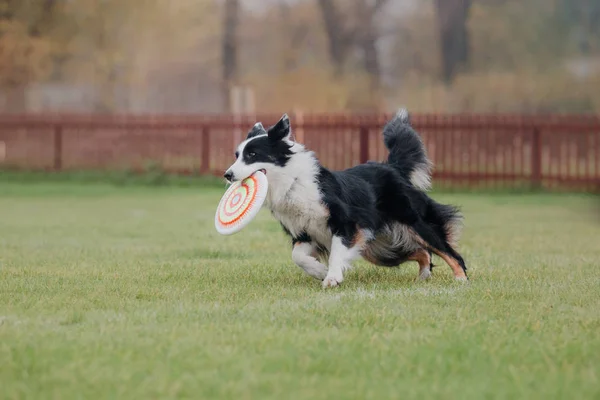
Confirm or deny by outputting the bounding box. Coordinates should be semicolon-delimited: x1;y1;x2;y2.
234;151;239;159
248;152;256;158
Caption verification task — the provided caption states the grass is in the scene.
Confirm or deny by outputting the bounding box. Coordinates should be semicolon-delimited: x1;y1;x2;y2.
0;168;225;189
1;180;599;399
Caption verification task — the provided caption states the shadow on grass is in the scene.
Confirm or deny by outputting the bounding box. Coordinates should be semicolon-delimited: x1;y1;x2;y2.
239;263;461;291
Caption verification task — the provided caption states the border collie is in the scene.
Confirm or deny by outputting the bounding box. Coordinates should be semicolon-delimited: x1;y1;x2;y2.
224;109;468;288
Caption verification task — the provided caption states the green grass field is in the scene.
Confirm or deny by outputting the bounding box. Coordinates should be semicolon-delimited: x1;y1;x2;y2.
1;181;599;399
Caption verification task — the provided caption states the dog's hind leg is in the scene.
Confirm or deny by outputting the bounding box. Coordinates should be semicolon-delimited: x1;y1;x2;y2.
434;249;468;281
292;242;328;280
409;249;432;281
412;221;468;281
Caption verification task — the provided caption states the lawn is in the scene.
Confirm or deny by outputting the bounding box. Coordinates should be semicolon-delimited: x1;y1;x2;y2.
0;181;599;399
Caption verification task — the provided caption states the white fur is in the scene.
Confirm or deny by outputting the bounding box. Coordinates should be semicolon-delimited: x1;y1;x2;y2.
393;108;433;191
226;137;332;251
323;236;363;288
409;164;433;191
418;267;431;281
265;143;331;249
291;242;328;280
364;222;421;262
445;216;463;248
225;134;272;182
396;108;409;123
226;114;464;287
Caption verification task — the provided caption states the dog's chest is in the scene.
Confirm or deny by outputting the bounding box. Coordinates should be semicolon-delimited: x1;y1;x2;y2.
267;186;331;247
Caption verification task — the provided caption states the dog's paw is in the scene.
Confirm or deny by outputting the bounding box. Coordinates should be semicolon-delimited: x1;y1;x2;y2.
308;266;328;281
417;268;431;281
322;274;342;288
454;275;468;283
306;269;327;281
313;270;328;281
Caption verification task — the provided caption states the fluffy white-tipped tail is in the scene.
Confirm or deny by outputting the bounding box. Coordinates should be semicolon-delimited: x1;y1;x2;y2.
395;108;410;124
383;108;432;191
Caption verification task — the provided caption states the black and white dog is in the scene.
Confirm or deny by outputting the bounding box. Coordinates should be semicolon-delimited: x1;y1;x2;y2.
224;109;468;288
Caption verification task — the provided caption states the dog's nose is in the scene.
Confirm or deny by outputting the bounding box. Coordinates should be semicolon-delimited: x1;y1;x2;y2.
224;171;233;181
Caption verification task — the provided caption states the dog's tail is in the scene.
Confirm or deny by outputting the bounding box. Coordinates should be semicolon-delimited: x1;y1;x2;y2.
383;108;433;191
427;200;463;250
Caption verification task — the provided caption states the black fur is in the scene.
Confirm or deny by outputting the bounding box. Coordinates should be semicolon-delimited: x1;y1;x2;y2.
241;137;293;167
240;109;467;281
267;114;291;141
314;109;467;277
382;109;431;188
239;119;294;167
246;123;266;139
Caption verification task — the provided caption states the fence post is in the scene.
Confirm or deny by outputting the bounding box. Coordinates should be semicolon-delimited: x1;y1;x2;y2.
53;125;62;171
531;127;542;189
359;126;369;164
201;126;210;174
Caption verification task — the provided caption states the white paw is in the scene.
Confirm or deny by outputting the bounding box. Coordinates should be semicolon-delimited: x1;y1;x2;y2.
455;275;468;282
417;268;431;281
309;268;328;281
322;274;343;288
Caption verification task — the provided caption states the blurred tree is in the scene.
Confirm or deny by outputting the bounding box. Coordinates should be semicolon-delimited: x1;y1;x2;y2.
434;0;472;84
352;0;389;90
59;0;136;111
317;0;353;76
0;0;57;110
315;0;389;109
277;1;310;72
468;0;560;71
1;0;598;114
28;0;57;38
222;0;240;111
557;0;600;55
317;0;388;83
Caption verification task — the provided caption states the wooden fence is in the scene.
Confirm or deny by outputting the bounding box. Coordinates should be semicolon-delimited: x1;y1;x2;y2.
0;113;599;191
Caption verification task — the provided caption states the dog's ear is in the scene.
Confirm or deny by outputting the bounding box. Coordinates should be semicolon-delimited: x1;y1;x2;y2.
267;114;291;142
247;122;266;139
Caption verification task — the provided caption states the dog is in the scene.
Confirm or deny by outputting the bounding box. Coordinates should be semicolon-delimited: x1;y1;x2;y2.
224;109;468;288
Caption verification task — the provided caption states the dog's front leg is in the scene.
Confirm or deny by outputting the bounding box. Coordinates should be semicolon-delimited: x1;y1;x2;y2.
322;236;361;288
291;242;328;280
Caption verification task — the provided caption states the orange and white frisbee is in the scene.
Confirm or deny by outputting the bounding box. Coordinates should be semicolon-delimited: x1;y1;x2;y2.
215;171;268;235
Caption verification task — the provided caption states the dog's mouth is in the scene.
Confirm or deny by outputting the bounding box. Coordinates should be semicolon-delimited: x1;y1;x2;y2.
225;169;266;184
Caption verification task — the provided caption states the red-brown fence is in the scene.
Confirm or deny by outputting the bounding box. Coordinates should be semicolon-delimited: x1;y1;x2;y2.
0;113;599;191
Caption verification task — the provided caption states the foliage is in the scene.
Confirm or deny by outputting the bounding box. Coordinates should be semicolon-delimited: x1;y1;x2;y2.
0;0;599;112
392;67;600;113
0;19;54;86
0;0;58;87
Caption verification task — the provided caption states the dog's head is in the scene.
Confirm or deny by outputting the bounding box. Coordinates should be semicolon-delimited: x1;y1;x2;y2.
224;114;295;183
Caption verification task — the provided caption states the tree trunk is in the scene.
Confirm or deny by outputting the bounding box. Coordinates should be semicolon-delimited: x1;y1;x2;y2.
29;0;57;37
0;0;14;21
222;0;240;112
279;3;309;72
434;0;471;84
355;0;387;91
317;0;351;76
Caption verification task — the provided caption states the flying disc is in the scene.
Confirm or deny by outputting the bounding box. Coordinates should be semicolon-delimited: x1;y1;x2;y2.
215;171;268;235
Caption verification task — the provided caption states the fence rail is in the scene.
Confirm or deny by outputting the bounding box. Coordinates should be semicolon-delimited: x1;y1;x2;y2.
0;113;599;191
